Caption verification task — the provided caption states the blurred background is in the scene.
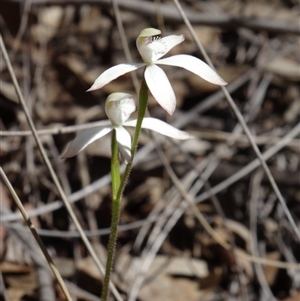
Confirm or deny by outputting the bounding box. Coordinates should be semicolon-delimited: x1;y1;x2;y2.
0;0;299;300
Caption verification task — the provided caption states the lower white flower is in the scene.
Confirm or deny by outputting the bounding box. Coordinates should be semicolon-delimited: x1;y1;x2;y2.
62;93;192;161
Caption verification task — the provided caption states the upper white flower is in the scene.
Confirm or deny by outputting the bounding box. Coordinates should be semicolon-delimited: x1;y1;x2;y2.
62;93;192;161
87;28;227;115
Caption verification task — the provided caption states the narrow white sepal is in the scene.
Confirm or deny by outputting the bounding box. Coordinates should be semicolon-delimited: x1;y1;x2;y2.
61;126;112;158
144;64;176;115
124;117;193;140
87;63;143;92
157;54;227;86
115;126;132;162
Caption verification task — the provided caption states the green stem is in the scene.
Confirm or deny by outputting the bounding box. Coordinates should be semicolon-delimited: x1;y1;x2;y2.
101;129;120;301
101;79;149;301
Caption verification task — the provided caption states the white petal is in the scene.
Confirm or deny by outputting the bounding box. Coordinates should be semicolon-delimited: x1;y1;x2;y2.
153;35;184;61
157;54;227;86
115;126;132;162
87;63;143;92
61;126;112;158
144;65;176;115
138;35;184;63
123;118;193;140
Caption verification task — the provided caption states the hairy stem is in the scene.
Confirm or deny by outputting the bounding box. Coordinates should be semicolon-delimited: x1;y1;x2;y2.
101;130;121;301
101;80;148;300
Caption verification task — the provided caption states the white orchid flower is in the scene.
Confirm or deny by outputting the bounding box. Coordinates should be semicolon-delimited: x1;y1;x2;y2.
87;28;227;115
62;93;192;161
